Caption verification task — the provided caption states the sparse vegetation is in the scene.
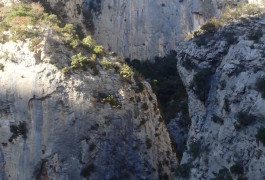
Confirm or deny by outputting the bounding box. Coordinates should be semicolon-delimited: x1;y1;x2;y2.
146;138;152;149
0;63;4;71
237;111;255;126
256;77;265;99
248;28;263;43
201;17;221;33
188;3;264;39
212;114;224;125
230;163;244;175
9;121;28;142
175;162;192;178
191;69;212;102
142;103;148;111
224;97;230;113
220;80;226;90
119;64;133;82
81;163;95;178
100;94;121;108
0;3;59;42
255;126;265;146
82;35;95;49
213;167;232;180
93;45;104;54
188;140;202;159
224;31;238;45
28;36;42;51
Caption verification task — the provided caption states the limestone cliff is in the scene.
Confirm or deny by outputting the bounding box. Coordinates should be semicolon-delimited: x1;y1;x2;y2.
0;3;177;179
36;0;264;60
177;14;265;179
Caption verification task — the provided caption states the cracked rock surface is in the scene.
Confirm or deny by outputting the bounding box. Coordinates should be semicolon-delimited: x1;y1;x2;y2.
0;30;177;179
177;15;265;179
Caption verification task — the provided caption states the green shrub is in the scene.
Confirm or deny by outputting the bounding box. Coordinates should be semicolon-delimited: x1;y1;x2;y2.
192;69;212;102
28;36;42;51
82;35;95;49
0;63;4;71
71;53;89;70
219;80;226;90
230;163;244;175
137;82;145;92
61;67;71;75
224;97;230;113
256;77;265;98
201;18;221;33
101;94;121;108
224;32;238;45
188;140;202;159
70;53;97;73
89;142;96;151
81;163;95;178
194;36;207;47
58;23;80;48
142;103;148;111
212;114;224;125
139;118;147;126
9;121;28;142
146;138;152;149
93;45;103;54
237;111;255;126
255;126;265;146
175;163;192;178
119;64;133;82
213;167;232;180
248;29;263;43
100;57;119;70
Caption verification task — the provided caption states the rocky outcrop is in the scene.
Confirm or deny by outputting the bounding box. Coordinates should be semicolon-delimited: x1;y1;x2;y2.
0;28;177;179
35;0;264;60
177;14;265;179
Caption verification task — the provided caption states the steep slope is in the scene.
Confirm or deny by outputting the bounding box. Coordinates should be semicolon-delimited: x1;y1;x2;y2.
34;0;265;60
0;3;177;179
177;14;265;179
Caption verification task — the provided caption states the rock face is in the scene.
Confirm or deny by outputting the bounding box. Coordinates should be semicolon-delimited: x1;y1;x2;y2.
36;0;264;60
0;29;177;179
177;15;265;179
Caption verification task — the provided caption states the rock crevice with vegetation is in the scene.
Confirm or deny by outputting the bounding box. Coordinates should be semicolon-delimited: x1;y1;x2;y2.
177;13;265;179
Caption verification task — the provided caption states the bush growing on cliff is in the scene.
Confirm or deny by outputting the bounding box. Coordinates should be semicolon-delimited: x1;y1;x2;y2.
100;94;121;108
175;163;192;178
213;167;232;180
248;28;263;43
81;163;95;178
192;3;264;37
93;45;104;54
230;163;244;175
212;114;224;125
255;126;265;146
0;63;4;71
191;69;212;102
82;35;96;49
201;17;221;33
255;77;265;98
9;121;28;142
188;140;203;159
119;64;133;82
237;111;255;126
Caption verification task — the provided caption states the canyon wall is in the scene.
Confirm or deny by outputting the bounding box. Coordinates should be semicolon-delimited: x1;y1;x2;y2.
177;14;265;179
38;0;264;60
0;28;177;179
